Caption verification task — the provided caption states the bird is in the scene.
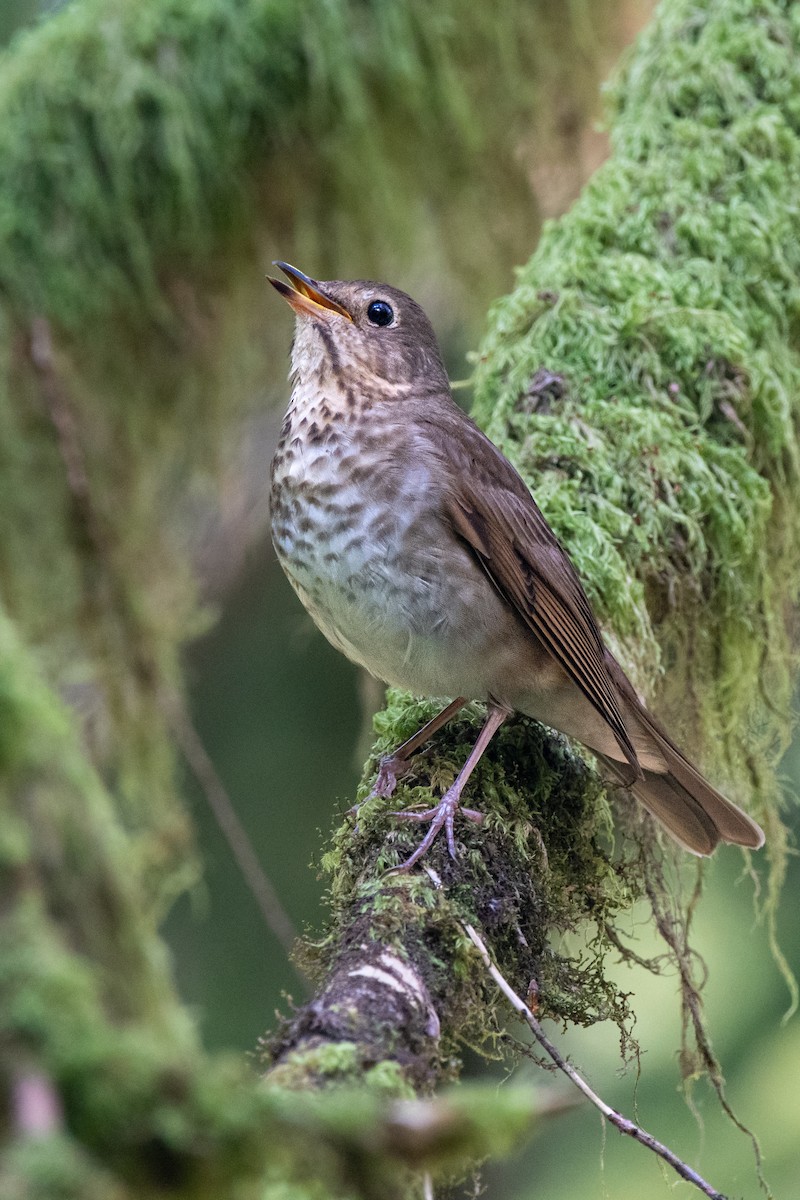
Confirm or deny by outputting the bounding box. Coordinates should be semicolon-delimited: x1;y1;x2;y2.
268;261;765;871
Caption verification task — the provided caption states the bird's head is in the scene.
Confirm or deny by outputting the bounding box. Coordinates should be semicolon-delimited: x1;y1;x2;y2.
269;262;449;396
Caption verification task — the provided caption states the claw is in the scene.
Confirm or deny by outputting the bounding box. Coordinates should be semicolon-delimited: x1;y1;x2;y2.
370;752;407;800
379;700;510;873
368;697;470;801
390;789;485;872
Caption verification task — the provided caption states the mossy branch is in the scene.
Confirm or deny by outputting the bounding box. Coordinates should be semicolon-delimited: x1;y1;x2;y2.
0;612;553;1198
262;0;800;1192
0;1;646;1195
267;697;630;1078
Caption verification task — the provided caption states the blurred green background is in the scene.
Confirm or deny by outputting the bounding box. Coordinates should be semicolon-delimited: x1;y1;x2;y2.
4;1;799;1197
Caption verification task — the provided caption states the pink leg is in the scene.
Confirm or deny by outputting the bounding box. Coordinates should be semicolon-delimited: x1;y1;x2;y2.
370;696;467;799
391;702;510;872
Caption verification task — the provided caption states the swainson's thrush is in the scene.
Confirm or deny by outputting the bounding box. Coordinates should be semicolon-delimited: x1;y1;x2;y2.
269;262;764;870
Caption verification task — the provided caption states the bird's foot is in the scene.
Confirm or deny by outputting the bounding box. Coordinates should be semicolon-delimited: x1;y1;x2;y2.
368;698;471;800
390;789;484;872
370;751;413;800
347;752;419;833
347;751;425;836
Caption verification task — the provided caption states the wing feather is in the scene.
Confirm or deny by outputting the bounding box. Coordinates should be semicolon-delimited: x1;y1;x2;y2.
443;461;641;776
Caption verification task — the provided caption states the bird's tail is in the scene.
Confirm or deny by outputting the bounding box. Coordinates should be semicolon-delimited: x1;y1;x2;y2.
599;679;764;856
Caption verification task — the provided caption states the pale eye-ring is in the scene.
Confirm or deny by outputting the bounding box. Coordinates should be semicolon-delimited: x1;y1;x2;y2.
367;299;394;327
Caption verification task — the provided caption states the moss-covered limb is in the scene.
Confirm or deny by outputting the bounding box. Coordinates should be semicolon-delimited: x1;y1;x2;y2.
471;0;800;831
258;1085;552;1200
0;6;654;1195
279;0;800;1150
0;0;627;329
0;598;576;1196
0;601;260;1197
7;0;798;1194
266;695;638;1085
0;606;181;1029
257;698;644;1191
267;938;440;1095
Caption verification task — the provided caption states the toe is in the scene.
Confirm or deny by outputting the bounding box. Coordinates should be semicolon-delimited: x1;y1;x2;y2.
391;805;440;823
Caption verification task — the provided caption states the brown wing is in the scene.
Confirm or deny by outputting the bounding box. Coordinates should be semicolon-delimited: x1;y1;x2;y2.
429;406;641;775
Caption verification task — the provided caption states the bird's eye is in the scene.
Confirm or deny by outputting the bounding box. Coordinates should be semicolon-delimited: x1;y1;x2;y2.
367;299;394;327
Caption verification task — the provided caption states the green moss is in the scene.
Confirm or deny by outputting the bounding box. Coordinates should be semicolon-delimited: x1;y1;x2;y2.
258;1082;550;1200
265;1043;363;1092
3;0;798;1193
317;691;637;1047
266;1046;414;1100
0;0;621;331
1;1136;126;1200
0;608;290;1198
472;0;800;836
0;0;296;326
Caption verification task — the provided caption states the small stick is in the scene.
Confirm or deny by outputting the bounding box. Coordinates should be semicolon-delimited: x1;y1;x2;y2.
165;693;309;990
463;923;727;1200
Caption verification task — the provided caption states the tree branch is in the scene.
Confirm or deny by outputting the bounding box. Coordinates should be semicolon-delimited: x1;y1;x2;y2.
463;922;728;1200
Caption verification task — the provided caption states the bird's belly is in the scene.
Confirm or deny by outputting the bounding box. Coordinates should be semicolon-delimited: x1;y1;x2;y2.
280;524;638;765
272;488;529;700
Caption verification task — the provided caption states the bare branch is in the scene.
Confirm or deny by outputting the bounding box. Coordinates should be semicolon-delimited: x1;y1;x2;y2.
463;923;729;1200
163;691;307;984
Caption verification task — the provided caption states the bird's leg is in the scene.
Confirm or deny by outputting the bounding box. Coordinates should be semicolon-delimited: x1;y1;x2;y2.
391;702;509;872
370;696;467;799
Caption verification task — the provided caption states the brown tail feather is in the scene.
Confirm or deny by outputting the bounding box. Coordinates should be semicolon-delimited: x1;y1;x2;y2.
599;753;725;855
600;658;765;855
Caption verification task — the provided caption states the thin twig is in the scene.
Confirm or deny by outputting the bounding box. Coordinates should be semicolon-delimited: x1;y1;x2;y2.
163;690;309;991
463;923;728;1200
31;318;96;535
642;873;769;1196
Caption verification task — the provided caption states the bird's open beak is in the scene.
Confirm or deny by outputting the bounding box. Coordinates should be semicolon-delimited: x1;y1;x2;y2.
268;262;353;321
